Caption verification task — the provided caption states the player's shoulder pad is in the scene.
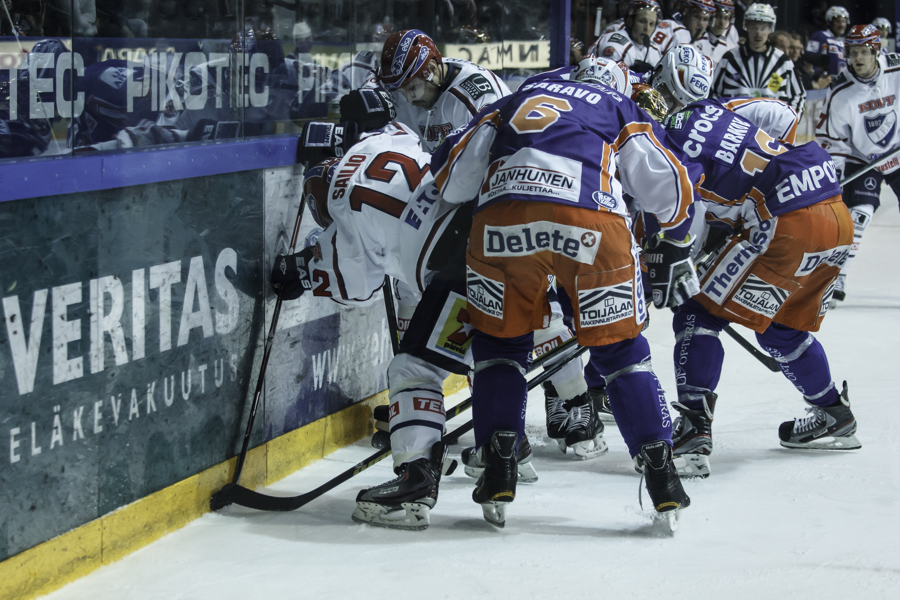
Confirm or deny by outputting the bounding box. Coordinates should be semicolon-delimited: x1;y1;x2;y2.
886;53;900;68
609;33;629;46
457;72;497;101
829;71;848;89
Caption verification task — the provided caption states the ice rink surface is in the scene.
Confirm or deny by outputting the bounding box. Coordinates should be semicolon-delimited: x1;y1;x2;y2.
45;205;900;600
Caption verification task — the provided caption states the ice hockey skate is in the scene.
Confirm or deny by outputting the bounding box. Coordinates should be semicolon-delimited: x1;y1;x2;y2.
461;435;538;483
543;381;570;440
635;440;691;533
352;442;447;531
671;393;717;478
559;392;608;459
588;385;615;423
779;382;860;450
472;431;518;528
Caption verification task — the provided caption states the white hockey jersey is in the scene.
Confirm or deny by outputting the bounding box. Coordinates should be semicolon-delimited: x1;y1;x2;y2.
720;97;800;143
390;58;510;152
310;123;461;307
816;55;900;177
590;30;664;71
708;23;739;66
657;19;692;54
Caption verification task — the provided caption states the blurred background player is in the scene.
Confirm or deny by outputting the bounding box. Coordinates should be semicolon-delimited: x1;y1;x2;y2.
805;5;848;77
712;3;806;115
707;0;739;66
816;24;900;306
871;18;893;54
590;0;664;73
675;0;716;58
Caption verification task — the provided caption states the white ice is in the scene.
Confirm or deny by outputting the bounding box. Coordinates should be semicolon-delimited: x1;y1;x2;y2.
45;203;900;600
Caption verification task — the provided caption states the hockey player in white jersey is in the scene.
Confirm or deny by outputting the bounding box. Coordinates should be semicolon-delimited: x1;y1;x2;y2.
816;24;900;304
707;0;739;65
712;3;806;115
590;0;665;73
675;0;717;58
274;123;511;530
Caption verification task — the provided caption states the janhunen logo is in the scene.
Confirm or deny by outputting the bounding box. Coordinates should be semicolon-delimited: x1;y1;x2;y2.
733;275;790;318
483;221;601;265
578;283;634;328
480;148;582;204
466;268;504;318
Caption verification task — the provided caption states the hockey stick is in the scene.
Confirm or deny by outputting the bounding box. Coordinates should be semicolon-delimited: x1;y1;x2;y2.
723;325;780;372
839;145;900;187
382;275;400;355
226;194;308;488
211;339;586;512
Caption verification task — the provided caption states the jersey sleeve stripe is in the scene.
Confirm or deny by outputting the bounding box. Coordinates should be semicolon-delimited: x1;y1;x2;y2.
449;88;478;116
433;110;501;193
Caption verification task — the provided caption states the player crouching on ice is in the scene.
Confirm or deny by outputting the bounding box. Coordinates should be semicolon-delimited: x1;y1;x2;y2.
646;53;862;480
432;68;703;529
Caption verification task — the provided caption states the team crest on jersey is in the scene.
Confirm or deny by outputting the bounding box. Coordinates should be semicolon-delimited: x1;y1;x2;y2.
578;283;634;328
733;275;789;318
459;74;494;100
864;112;896;148
467;268;504;319
602;47;616;57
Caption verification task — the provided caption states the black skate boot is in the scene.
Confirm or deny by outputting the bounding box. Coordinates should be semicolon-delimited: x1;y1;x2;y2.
778;381;860;450
544;382;570;440
352;442;447;531
636;440;691;531
461;435;538;483
671;393;717;478
588;385;615;423
561;392;608;459
472;431;518;528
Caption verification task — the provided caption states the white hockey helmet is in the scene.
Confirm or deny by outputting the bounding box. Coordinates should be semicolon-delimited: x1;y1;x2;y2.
872;17;892;35
743;3;776;29
653;44;713;109
574;55;633;96
825;6;849;23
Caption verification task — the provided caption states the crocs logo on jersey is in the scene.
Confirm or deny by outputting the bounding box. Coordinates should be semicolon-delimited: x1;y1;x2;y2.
467;268;504;319
774;159;839;203
794;245;850;276
483;221;601;265
578;282;634;328
733;275;790;318
865;112;897;148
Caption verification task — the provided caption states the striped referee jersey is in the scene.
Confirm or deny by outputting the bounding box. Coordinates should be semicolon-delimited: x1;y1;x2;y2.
712;45;806;115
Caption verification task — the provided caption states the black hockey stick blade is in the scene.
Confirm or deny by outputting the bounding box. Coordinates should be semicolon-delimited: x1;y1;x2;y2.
212;340;587;512
723;325;780;372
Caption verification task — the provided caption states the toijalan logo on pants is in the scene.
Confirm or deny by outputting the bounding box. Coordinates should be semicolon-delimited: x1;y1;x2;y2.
466;268;504;318
578;282;634;327
733;275;790;318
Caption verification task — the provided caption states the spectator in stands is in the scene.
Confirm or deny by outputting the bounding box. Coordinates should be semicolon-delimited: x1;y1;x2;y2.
769;30;791;55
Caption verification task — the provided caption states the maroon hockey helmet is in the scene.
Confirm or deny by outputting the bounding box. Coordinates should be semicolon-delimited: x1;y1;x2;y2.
303;157;341;229
844;24;882;54
626;0;661;16
378;30;442;91
682;0;715;14
713;0;735;11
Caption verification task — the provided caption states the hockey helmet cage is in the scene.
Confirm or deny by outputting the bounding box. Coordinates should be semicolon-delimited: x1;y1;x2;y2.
379;30;442;91
825;6;849;23
655;44;713;108
632;83;668;122
743;3;776;28
844;24;882;54
713;0;735;12
574;55;633;96
872;18;892;36
303;158;341;229
626;0;661;17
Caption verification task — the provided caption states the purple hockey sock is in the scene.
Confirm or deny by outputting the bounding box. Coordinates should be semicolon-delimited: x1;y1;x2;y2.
757;323;839;406
471;331;533;450
672;300;728;410
588;335;673;457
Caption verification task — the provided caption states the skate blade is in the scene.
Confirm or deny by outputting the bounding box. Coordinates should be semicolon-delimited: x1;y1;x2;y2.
351;502;431;531
556;439;568;454
570;436;609;460
464;463;538;484
673;453;711;478
780;434;861;451
598;412;617;424
652;508;683;534
480;502;508;528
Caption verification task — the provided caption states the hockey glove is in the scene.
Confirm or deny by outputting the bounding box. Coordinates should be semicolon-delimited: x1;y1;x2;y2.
643;233;700;309
271;246;316;300
339;89;397;132
296;121;359;165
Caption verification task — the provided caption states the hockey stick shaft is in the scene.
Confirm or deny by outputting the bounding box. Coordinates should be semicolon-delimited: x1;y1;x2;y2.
839;145;900;187
212;339;587;512
723;325;780;372
230;194;307;485
382;275;400;355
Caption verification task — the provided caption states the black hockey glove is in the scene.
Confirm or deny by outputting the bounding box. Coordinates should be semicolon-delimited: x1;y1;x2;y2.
643;233;700;309
339;89;397;132
631;59;654;74
296;121;359;165
271;246;316;300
